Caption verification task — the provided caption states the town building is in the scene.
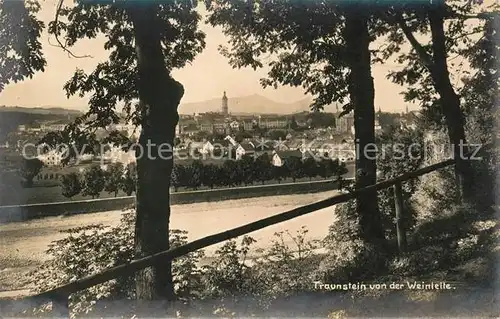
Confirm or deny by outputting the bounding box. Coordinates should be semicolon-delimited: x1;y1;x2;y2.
37;149;64;167
213;122;229;135
224;135;238;147
199;122;214;132
236;142;255;160
259;118;288;129
211;139;232;156
229;120;240;130
242;120;255;131
40;123;67;132
336;113;354;133
271;150;303;167
188;141;205;155
102;145;135;165
201;141;214;155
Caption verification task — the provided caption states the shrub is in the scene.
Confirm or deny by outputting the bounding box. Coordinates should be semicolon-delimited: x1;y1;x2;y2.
410;129;461;225
60;172;82;199
252;227;322;301
376;126;424;239
201;227;322;311
26;206;326;317
319;200;386;283
81;165;105;199
201;236;264;305
28;210;204;317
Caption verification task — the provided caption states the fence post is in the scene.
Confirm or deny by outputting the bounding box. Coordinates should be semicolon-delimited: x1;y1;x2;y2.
393;182;407;255
52;293;69;318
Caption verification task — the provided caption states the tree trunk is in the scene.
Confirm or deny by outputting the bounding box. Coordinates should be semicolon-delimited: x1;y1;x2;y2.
344;11;386;249
129;5;183;301
428;7;474;201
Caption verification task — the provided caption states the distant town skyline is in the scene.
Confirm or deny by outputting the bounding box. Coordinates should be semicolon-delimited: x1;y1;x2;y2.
0;0;423;113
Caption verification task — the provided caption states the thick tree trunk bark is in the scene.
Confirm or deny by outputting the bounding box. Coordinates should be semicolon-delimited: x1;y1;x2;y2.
344;11;386;248
128;5;183;301
428;7;474;201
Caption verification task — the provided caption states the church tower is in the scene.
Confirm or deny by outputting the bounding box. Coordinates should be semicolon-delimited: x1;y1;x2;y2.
222;91;228;116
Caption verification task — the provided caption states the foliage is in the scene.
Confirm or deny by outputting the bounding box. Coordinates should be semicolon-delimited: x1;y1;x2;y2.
28;210;205;317
206;1;349;112
201;163;218;189
38;0;207;138
320;205;385;283
381;1;490;116
171;164;185;192
201;236;262;302
238;155;256;185
284;156;304;182
19;157;43;188
376;126;424;237
121;163;136;196
0;0;46;93
388;203;496;279
303;157;319;181
252;227;322;299
81;165;105;199
254;153;273;184
411;130;461;225
272;165;285;184
306;112;336;128
201;227;322;310
104;162;124;197
27;205;324;317
171;154;348;191
60;172;82;199
185;160;203;190
266;129;287;141
460;14;499;207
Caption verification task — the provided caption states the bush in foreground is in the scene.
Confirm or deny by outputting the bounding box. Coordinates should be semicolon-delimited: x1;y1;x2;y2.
28;210;204;317
26;211;322;317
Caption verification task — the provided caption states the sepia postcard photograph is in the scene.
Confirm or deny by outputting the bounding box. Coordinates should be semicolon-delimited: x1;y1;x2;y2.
0;0;498;317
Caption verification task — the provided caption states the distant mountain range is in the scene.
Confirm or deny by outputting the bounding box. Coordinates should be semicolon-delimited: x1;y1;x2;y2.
0;106;83;115
178;94;340;115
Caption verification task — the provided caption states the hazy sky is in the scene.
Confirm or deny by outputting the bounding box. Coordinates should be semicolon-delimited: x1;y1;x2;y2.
0;0;423;112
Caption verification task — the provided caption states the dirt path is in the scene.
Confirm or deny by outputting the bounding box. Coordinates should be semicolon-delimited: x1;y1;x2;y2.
0;190;340;293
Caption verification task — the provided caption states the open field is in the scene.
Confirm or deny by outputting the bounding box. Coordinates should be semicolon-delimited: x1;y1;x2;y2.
0;190;339;293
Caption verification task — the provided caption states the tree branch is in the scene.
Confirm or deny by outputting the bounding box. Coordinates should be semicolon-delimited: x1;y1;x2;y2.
395;14;435;74
49;0;93;59
447;11;499;21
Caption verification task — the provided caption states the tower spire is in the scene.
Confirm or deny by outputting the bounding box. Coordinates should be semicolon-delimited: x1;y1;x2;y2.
221;91;228;115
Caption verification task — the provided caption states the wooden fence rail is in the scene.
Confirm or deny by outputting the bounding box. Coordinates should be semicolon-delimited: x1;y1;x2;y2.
14;157;458;316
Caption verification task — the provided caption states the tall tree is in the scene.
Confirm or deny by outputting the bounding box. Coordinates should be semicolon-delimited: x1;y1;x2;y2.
171;164;185;192
383;1;498;201
207;0;387;249
82;165;105;199
344;5;386;246
60;172;82;199
19;158;43;188
39;0;205;300
201;163;218;189
122;162;137;196
460;13;499;207
104;162;125;197
255;153;273;184
303;156;319;181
